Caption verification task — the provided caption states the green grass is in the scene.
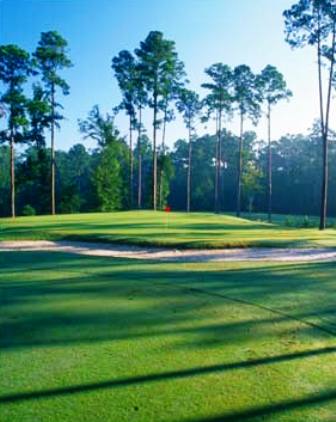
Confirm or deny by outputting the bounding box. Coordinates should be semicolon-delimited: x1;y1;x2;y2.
1;252;336;421
1;210;336;248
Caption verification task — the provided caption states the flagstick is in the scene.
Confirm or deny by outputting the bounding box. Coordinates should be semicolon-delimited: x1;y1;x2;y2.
164;206;171;231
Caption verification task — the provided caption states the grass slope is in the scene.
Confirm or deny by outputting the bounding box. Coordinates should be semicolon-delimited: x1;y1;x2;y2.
1;210;336;248
1;252;336;421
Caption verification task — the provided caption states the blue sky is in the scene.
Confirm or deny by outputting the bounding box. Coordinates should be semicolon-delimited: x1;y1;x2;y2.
0;0;326;150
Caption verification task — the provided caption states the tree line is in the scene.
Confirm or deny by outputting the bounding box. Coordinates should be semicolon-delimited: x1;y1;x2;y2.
1;0;336;229
2;123;336;221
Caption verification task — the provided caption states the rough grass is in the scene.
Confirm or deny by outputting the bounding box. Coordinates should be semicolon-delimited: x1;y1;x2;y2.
1;252;336;421
1;210;336;248
240;212;336;228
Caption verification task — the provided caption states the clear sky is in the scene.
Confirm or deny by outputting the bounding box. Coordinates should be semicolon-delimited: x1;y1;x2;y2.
0;0;329;150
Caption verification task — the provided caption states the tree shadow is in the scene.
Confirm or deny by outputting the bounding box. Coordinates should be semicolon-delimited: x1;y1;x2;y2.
1;346;335;404
2;253;336;352
2;251;336;420
186;388;336;421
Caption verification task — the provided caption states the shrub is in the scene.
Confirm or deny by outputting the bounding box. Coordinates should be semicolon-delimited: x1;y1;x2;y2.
300;215;314;228
22;204;36;216
284;216;295;227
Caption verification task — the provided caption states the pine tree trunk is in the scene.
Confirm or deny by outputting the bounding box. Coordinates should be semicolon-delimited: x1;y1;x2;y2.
236;111;244;217
152;91;158;210
318;11;326;230
320;132;329;230
129;115;134;209
161;102;167;148
187;118;192;213
158;167;164;209
267;101;272;223
249;197;253;215
137;106;142;209
214;111;219;213
217;104;222;213
214;143;218;212
10;132;15;218
51;83;56;215
158;102;167;209
319;22;335;230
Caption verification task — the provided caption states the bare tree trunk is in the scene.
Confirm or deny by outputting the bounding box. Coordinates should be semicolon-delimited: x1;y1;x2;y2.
187;117;192;212
161;101;167;148
324;25;335;141
317;7;325;135
320;134;328;230
214;111;219;213
267;101;272;223
129;114;134;209
249;197;253;215
152;91;158;210
137;106;142;209
158;101;167;209
10;131;15;218
158;168;164;209
51;83;56;215
236;111;244;217
318;6;326;230
319;22;336;230
217;102;222;214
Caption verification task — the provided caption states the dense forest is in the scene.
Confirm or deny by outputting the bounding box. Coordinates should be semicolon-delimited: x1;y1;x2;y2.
1;0;336;228
1;124;336;219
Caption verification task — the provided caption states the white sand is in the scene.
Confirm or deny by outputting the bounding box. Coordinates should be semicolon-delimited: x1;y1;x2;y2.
1;240;336;262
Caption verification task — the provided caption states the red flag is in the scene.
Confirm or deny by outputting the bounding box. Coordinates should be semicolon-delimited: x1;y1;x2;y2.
164;205;171;213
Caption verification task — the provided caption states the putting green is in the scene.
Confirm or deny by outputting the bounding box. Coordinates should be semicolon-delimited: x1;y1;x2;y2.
0;210;336;248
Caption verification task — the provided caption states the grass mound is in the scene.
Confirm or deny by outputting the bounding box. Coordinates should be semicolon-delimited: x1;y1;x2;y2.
1;210;336;248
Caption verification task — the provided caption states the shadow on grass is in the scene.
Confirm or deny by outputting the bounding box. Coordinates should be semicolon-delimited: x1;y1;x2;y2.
2;253;336;351
1;346;335;404
186;389;336;421
2;252;336;419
